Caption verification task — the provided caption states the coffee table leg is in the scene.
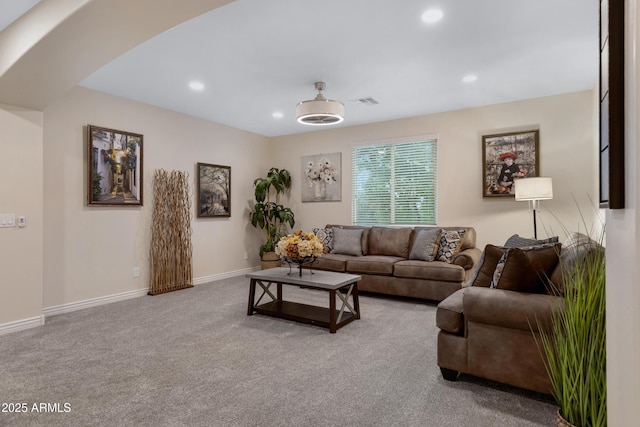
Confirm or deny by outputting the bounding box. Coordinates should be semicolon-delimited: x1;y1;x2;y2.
247;279;256;315
352;282;361;319
277;283;282;301
329;289;337;333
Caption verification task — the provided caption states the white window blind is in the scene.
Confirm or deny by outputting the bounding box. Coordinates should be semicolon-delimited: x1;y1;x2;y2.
352;140;437;225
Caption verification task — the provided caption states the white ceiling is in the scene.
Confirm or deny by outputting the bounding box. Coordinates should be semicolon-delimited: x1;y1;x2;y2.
0;0;40;32
4;0;599;138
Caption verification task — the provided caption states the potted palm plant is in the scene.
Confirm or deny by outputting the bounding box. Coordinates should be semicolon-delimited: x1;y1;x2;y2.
537;232;606;427
249;168;295;269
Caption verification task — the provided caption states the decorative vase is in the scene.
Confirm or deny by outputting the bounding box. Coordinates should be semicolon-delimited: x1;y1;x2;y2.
260;251;281;270
314;180;326;199
557;409;575;427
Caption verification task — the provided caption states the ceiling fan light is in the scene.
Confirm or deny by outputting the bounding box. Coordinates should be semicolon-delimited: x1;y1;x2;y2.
296;99;344;125
296;82;344;126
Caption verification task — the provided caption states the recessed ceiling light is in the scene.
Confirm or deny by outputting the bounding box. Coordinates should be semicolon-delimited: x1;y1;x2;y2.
462;74;478;83
189;81;205;91
421;9;443;24
272;111;284;119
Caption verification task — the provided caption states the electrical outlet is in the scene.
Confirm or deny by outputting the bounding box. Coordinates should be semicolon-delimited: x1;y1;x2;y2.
133;267;140;278
244;252;248;260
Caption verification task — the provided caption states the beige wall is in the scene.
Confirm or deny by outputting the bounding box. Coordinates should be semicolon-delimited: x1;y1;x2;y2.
0;105;44;326
42;87;270;308
606;0;640;423
271;91;598;248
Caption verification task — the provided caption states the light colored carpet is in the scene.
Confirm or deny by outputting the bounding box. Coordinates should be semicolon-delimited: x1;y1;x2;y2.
0;276;556;426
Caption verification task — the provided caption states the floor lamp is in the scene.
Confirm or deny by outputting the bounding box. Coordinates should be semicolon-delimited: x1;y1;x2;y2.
514;177;553;239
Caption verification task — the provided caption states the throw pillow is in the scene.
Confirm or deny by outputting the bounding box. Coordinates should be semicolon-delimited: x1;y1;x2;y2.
491;244;561;293
436;230;467;263
409;228;442;261
331;228;364;256
490;251;509;289
471;244;508;287
313;227;334;253
504;234;559;248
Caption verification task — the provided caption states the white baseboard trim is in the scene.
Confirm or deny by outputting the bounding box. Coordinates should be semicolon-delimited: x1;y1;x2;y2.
192;266;259;285
0;315;45;336
1;267;261;335
43;288;149;318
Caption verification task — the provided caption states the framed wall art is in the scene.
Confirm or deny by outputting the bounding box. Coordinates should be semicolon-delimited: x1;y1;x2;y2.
301;152;341;202
197;163;231;217
87;124;143;206
482;129;539;198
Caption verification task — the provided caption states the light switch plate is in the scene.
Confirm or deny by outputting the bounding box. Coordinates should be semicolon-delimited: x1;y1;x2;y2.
0;214;16;228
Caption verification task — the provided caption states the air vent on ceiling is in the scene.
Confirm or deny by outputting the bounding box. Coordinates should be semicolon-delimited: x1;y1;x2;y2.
349;97;379;105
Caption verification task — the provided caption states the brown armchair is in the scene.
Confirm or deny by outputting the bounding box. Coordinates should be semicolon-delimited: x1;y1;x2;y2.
435;236;567;394
436;286;562;394
435;232;599;395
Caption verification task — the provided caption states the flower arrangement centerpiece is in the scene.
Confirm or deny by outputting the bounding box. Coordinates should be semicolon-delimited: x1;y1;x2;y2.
275;230;326;275
304;156;338;199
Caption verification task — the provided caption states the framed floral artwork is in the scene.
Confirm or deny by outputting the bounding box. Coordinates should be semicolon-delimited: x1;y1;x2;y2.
197;163;231;217
482;130;539;198
301;152;341;202
87;124;143;206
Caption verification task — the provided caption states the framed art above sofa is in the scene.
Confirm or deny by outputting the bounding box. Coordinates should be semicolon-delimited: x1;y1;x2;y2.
482;129;539;198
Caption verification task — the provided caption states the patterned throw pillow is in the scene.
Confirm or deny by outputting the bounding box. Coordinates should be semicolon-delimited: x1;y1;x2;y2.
409;228;442;261
470;245;508;287
331;228;364;256
504;234;559;248
490;251;510;289
313;227;334;253
436;230;467;263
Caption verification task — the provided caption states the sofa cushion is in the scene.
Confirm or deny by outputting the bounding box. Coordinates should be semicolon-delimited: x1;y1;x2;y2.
327;225;370;255
408;228;442;261
436;229;467;263
471;245;508;287
504;234;559;248
313;253;353;272
346;255;403;275
331;228;364;256
490;244;561;293
313;227;334;253
368;227;413;258
394;260;466;282
415;226;476;252
436;288;465;335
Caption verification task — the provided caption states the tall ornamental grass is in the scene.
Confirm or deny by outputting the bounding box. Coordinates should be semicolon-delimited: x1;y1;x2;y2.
537;234;606;427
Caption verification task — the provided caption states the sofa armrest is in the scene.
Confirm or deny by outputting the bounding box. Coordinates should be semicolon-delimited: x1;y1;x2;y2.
463;286;563;332
451;247;482;270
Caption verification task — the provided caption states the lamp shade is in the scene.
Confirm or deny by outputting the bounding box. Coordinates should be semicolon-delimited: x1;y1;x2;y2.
515;177;553;201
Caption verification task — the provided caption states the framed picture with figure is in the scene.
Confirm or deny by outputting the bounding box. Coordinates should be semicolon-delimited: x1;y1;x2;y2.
87;125;143;206
482;130;539;198
197;163;231;217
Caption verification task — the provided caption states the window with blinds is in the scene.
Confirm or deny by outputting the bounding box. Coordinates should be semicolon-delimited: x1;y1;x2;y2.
352;140;437;225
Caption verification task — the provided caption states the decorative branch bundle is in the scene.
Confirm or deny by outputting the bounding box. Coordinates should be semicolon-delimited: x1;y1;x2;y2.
149;169;193;295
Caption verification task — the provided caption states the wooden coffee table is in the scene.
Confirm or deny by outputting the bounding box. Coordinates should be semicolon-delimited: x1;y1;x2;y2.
246;267;361;333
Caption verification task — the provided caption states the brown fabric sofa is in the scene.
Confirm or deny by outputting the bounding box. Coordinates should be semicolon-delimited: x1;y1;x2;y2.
313;225;481;302
435;233;598;395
